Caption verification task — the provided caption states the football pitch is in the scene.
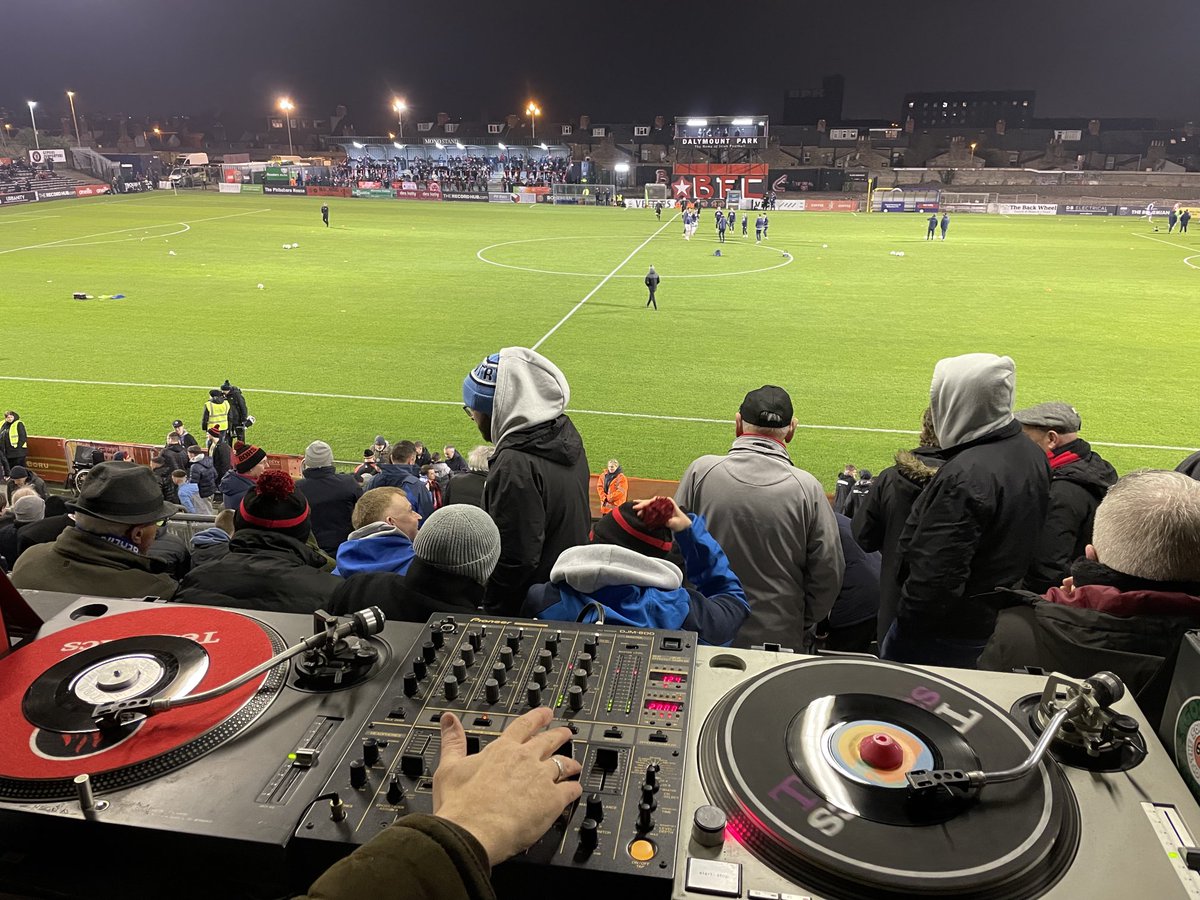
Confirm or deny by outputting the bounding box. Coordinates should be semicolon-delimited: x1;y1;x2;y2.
1;191;1197;487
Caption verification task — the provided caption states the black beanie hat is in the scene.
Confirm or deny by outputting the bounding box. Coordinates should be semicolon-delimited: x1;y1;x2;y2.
236;470;311;541
590;499;675;560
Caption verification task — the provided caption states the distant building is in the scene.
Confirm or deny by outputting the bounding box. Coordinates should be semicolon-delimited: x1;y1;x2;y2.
783;75;845;126
903;90;1036;129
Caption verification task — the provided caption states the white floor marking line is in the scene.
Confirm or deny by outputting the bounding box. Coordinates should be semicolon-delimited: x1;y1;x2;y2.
0;208;271;255
0;216;61;225
530;214;680;351
0;374;1192;452
1134;232;1198;254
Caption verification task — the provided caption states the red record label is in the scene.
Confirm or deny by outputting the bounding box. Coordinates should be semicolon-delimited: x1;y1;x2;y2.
0;607;276;782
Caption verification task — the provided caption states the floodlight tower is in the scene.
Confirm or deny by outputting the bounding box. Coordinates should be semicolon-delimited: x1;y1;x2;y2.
393;98;407;138
278;97;295;156
27;101;39;150
67;91;82;147
526;101;541;142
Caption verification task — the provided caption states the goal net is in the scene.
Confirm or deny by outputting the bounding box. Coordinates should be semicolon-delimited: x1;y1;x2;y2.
939;192;995;212
550;183;617;205
644;183;671;201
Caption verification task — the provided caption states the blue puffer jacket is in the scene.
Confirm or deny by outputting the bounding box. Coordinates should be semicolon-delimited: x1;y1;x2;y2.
332;521;415;577
522;514;749;646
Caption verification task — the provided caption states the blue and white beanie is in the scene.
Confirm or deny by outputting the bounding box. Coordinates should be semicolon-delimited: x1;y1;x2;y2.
463;352;500;416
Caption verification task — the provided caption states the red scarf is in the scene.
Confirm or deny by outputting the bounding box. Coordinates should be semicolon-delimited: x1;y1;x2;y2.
1047;448;1081;469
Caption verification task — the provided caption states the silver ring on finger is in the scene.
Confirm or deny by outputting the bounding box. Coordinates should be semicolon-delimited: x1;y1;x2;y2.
551;755;566;783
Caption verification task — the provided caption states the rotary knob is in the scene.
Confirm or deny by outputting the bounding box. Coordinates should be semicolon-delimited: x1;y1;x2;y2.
349;759;366;789
452;661;467;683
484;678;500;705
568;685;584;711
575;653;592;675
421;641;436;663
526;682;542;708
692;805;726;847
572;669;588;690
537;648;554;671
645;763;660;791
386;776;405;805
412;657;427;679
637;802;654;832
544;634;559;657
640;782;657;810
430;629;445;649
443;676;459;701
506;633;521;653
532;665;547;688
584;635;599;658
585;793;604;823
363;738;380;767
491;662;507;686
460;645;475;667
402;672;419;697
579;817;599;852
468;631;482;652
499;646;514;669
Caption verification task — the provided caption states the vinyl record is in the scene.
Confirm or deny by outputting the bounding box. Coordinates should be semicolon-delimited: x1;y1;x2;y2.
0;606;286;802
697;658;1080;899
1172;696;1200;803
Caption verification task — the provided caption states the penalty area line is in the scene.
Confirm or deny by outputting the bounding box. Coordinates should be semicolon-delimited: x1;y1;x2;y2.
530;213;679;352
0;374;1193;452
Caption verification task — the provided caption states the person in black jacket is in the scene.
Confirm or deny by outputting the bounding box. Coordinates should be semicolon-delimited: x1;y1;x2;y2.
185;445;218;512
1;411;28;475
221;380;251;442
832;464;857;515
809;513;882;653
882;354;1050;668
333;504;499;622
843;469;873;519
443;445;469;473
6;466;47;502
369;441;434;523
979;470;1200;724
160;434;190;475
1014;402;1118;594
177;470;340;614
852;410;943;645
443;445;489;509
462;348;590;614
295;440;362;555
1177;448;1200;481
207;427;232;482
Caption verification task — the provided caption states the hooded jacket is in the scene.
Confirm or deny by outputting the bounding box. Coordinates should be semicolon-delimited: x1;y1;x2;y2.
177;529;341;614
332;521;415;577
483;348;590;614
190;526;231;568
675;434;843;651
1179;449;1200;481
1023;438;1118;594
896;354;1050;641
979;559;1200;723
6;470;47;502
295;466;362;555
522;513;748;645
852;447;944;644
12;526;180;600
1;414;27;457
597;467;628;513
188;453;218;498
219;469;256;512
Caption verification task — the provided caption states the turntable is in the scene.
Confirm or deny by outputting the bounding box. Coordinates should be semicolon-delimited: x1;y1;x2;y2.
0;596;423;899
674;650;1200;900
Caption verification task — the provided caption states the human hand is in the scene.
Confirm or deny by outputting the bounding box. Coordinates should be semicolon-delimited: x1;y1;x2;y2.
633;496;691;533
433;707;582;866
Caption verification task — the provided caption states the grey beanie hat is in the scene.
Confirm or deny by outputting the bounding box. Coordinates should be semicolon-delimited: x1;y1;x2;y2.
304;440;335;469
12;494;45;523
413;505;501;586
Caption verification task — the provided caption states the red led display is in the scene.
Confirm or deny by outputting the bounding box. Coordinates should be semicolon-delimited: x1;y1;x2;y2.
651;672;687;684
645;700;683;713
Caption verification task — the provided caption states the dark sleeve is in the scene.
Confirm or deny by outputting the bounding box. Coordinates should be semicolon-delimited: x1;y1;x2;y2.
851;473;887;553
15;423;26;450
675;515;749;645
200;405;210;431
977;602;1043;674
1023;483;1087;595
896;472;986;627
483;458;544;613
301;814;493;900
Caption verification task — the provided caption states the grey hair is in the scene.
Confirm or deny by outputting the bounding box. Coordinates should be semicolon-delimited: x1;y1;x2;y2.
468;445;492;474
74;511;138;536
742;422;791;442
1091;470;1200;582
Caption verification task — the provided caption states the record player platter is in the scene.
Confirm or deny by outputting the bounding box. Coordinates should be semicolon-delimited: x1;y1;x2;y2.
0;606;286;802
697;658;1080;899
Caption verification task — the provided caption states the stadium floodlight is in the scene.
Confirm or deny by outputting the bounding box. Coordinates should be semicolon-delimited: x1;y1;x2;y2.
392;97;406;136
278;97;295;156
686;118;707;127
526;101;541;140
27;101;39;150
455;141;465;150
393;142;404;149
539;142;547;151
497;142;506;150
352;141;364;149
614;163;629;173
731;117;753;125
66;90;82;147
435;141;445;150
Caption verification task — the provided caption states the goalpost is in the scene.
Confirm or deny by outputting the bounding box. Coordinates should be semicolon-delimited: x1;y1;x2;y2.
550;183;617;205
939;192;995;213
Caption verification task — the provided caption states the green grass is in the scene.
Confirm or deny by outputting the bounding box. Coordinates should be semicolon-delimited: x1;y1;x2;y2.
1;191;1197;487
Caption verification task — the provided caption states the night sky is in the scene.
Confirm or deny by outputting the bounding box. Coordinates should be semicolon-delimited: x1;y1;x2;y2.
3;0;1197;129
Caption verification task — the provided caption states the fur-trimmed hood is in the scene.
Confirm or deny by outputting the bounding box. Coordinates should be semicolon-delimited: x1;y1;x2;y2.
894;447;943;485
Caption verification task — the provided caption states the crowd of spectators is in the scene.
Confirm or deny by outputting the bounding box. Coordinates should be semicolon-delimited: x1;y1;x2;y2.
310;152;570;192
0;160;52;193
499;154;569;190
5;345;1200;899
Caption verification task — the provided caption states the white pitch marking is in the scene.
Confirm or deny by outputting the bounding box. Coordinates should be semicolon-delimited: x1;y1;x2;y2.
0;374;1192;452
531;214;679;351
0;215;61;225
0;208;271;255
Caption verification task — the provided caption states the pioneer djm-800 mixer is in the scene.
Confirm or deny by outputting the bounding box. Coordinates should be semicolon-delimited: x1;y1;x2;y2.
295;614;697;895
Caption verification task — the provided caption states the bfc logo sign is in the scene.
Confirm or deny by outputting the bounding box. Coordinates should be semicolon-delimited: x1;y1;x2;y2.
672;164;768;201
